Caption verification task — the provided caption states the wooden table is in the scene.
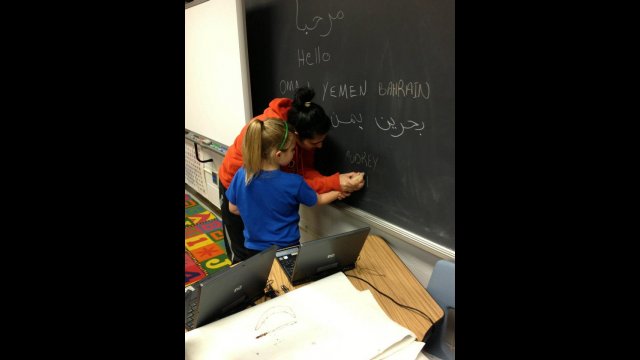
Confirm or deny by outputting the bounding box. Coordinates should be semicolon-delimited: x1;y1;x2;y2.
264;235;444;340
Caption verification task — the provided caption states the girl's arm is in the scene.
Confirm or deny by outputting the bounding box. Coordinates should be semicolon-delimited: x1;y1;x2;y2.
228;201;240;215
315;190;349;205
299;150;365;193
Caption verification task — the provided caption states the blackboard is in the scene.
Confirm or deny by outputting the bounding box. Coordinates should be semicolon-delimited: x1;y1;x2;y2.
245;0;455;250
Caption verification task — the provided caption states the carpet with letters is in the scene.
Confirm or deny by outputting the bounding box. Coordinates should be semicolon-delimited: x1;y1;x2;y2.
185;193;231;287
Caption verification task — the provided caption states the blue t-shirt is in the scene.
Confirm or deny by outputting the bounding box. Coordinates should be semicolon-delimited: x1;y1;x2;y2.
226;167;318;251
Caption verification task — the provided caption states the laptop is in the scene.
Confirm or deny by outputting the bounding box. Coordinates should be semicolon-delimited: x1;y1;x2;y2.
276;227;370;286
184;245;277;330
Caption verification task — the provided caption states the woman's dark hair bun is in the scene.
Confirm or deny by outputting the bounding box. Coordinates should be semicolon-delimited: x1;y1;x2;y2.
293;86;315;108
288;86;330;140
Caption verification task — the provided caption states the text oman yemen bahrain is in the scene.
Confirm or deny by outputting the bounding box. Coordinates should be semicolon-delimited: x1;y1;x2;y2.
279;79;430;101
279;79;430;139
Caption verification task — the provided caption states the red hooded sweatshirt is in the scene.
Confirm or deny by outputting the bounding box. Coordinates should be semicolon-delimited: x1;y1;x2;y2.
218;98;341;193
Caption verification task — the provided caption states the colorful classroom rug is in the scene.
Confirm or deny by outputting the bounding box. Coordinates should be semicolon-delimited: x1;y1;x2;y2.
185;193;231;287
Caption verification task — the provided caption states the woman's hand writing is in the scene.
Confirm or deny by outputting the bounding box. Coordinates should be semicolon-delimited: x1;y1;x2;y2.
339;172;365;193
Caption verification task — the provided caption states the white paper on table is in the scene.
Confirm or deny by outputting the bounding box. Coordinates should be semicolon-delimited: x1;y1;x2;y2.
185;272;417;360
378;341;426;360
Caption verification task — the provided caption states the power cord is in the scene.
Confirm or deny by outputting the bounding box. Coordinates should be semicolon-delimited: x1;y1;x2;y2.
344;273;434;324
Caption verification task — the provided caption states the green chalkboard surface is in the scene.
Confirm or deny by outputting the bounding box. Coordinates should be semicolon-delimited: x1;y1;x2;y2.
246;0;455;250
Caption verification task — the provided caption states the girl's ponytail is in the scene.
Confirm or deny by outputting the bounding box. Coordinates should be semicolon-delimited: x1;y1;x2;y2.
243;119;264;184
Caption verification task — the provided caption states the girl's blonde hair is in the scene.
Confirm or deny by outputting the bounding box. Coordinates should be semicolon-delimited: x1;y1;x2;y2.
242;118;295;185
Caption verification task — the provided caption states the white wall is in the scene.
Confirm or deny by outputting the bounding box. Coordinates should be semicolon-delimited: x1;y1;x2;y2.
185;0;252;147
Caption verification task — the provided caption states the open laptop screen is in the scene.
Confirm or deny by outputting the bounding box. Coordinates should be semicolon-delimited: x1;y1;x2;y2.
186;245;276;329
277;227;370;286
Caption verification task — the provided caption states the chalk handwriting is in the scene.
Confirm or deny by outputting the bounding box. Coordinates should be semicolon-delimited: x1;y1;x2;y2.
295;0;322;35
322;80;367;101
320;10;344;37
282;79;427;101
295;0;344;37
279;79;311;94
297;46;331;67
378;80;430;100
345;150;379;171
327;109;426;137
330;112;363;130
375;116;425;138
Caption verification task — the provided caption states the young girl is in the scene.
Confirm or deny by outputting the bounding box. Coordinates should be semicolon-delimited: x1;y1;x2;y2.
225;118;345;255
219;87;365;264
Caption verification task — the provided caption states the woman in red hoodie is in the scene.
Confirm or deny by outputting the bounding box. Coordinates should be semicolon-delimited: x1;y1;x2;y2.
218;86;365;263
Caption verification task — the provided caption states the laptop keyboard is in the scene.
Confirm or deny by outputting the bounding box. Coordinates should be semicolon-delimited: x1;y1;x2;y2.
185;290;199;330
277;252;298;278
